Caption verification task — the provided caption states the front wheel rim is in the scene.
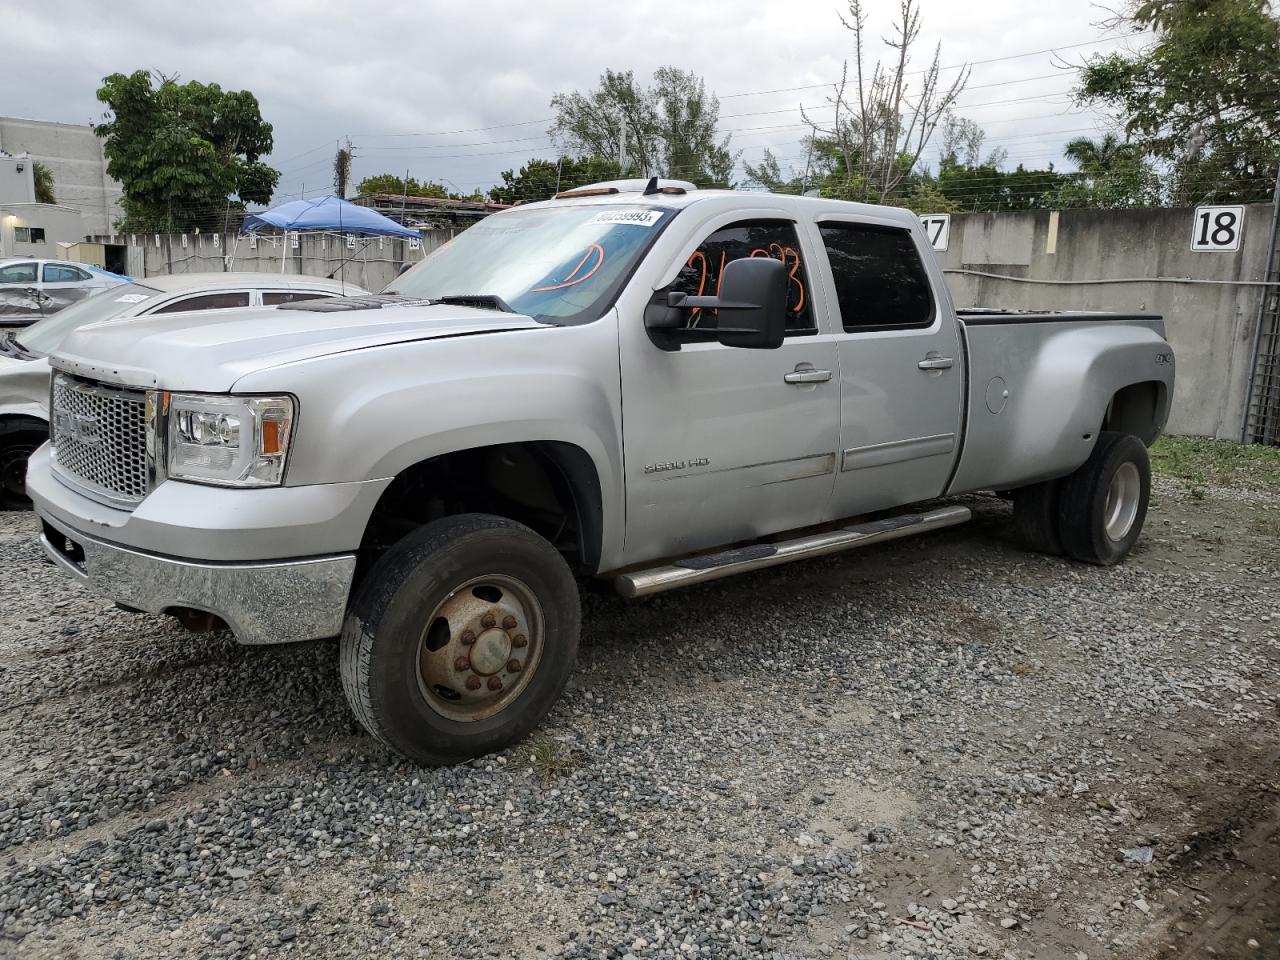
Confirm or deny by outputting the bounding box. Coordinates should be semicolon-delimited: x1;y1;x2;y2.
416;574;545;722
1103;461;1142;542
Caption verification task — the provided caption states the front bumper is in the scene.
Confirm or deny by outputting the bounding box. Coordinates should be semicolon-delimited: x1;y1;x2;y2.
39;511;356;645
27;444;373;645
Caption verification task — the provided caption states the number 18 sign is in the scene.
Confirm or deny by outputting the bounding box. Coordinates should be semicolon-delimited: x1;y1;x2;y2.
1191;205;1244;252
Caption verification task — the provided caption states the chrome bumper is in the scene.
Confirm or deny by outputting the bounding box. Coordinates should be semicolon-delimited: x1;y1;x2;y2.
39;513;356;645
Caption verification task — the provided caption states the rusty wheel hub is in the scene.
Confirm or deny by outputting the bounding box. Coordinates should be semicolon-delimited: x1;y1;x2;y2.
416;575;543;722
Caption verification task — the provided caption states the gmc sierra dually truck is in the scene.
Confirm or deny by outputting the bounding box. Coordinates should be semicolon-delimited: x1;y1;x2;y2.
28;179;1174;765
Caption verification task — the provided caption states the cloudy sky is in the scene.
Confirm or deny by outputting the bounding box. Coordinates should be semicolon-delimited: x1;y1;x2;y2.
4;0;1147;201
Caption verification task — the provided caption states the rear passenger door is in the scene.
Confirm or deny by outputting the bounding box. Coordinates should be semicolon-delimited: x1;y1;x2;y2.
813;218;964;519
40;263;95;314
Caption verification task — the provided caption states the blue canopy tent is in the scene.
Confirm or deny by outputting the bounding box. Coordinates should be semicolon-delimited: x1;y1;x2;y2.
238;195;422;282
240;195;420;239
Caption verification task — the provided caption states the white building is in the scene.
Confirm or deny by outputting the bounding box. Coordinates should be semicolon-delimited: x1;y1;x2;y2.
0;116;123;235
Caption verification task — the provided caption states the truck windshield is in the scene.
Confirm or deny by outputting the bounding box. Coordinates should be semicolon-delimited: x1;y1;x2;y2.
386;204;675;324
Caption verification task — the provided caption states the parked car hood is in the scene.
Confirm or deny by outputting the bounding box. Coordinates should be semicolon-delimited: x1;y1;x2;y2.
50;301;546;392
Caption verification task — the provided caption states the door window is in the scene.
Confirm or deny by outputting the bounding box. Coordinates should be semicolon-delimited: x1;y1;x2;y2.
0;263;37;284
671;219;814;335
261;291;332;305
42;264;89;283
818;223;934;332
153;291;252;313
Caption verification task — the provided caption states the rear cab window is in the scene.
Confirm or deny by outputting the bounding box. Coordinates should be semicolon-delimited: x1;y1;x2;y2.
262;291;332;306
818;222;934;332
152;291;252;314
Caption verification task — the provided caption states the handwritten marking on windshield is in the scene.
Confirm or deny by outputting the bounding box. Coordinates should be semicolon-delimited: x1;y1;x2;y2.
531;243;606;293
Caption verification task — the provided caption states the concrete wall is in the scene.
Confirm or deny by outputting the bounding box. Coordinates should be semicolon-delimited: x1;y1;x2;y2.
116;228;456;292
0;155;35;204
0;203;86;259
0;117;123;235
936;206;1273;439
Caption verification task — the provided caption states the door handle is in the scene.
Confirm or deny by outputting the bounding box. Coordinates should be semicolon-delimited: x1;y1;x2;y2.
784;367;833;384
917;357;954;370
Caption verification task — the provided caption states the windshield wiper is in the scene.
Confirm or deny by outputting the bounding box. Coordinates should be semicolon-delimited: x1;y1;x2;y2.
430;294;516;314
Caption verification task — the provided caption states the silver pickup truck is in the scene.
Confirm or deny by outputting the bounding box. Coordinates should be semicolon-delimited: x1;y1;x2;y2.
28;179;1175;765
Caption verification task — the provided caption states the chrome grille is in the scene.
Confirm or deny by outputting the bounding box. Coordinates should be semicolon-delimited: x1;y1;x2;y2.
51;374;149;503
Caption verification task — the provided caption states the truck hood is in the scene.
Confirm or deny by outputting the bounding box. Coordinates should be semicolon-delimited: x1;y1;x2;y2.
51;299;546;392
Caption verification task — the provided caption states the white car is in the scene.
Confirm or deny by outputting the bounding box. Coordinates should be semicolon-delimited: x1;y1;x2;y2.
0;272;367;507
0;257;130;323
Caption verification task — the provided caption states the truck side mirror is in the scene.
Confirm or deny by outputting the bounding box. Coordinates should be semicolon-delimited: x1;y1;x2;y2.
645;256;788;350
713;256;787;349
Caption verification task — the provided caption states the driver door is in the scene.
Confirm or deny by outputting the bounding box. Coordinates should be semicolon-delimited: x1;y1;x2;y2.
620;217;841;564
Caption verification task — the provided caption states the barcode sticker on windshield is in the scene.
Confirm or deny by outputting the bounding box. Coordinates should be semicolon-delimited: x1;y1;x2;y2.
115;294;148;303
589;209;664;228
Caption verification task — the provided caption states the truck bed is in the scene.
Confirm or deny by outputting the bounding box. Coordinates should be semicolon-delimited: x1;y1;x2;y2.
947;310;1170;496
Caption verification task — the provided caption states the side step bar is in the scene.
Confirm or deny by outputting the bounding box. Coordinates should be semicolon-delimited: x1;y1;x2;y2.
613;505;971;598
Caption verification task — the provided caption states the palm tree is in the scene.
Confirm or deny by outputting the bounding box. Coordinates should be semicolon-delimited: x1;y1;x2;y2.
32;161;55;204
1063;134;1131;176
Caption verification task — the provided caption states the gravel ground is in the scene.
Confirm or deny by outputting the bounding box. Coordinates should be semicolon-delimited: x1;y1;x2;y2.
1;441;1277;960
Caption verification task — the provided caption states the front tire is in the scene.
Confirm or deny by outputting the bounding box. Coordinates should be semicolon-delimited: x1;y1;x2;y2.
340;513;580;765
1057;432;1151;566
0;419;46;510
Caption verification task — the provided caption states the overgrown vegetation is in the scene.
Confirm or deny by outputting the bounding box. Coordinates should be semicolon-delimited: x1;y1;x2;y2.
1150;436;1280;490
513;735;581;783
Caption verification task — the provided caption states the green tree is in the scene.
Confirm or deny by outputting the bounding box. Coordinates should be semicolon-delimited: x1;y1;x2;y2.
801;0;970;203
32;161;55;204
1075;0;1280;204
550;68;735;188
355;174;482;201
1054;133;1164;208
936;163;1067;210
742;136;868;195
487;156;622;204
1063;133;1130;175
95;71;278;231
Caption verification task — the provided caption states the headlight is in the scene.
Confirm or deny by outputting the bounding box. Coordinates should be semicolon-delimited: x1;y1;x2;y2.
166;394;295;487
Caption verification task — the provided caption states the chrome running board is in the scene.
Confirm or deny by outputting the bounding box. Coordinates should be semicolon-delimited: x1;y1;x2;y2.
613;505;972;598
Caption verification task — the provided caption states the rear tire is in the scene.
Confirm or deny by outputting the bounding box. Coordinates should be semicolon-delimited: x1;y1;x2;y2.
1012;480;1064;555
1057;432;1150;566
340;513;580;765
